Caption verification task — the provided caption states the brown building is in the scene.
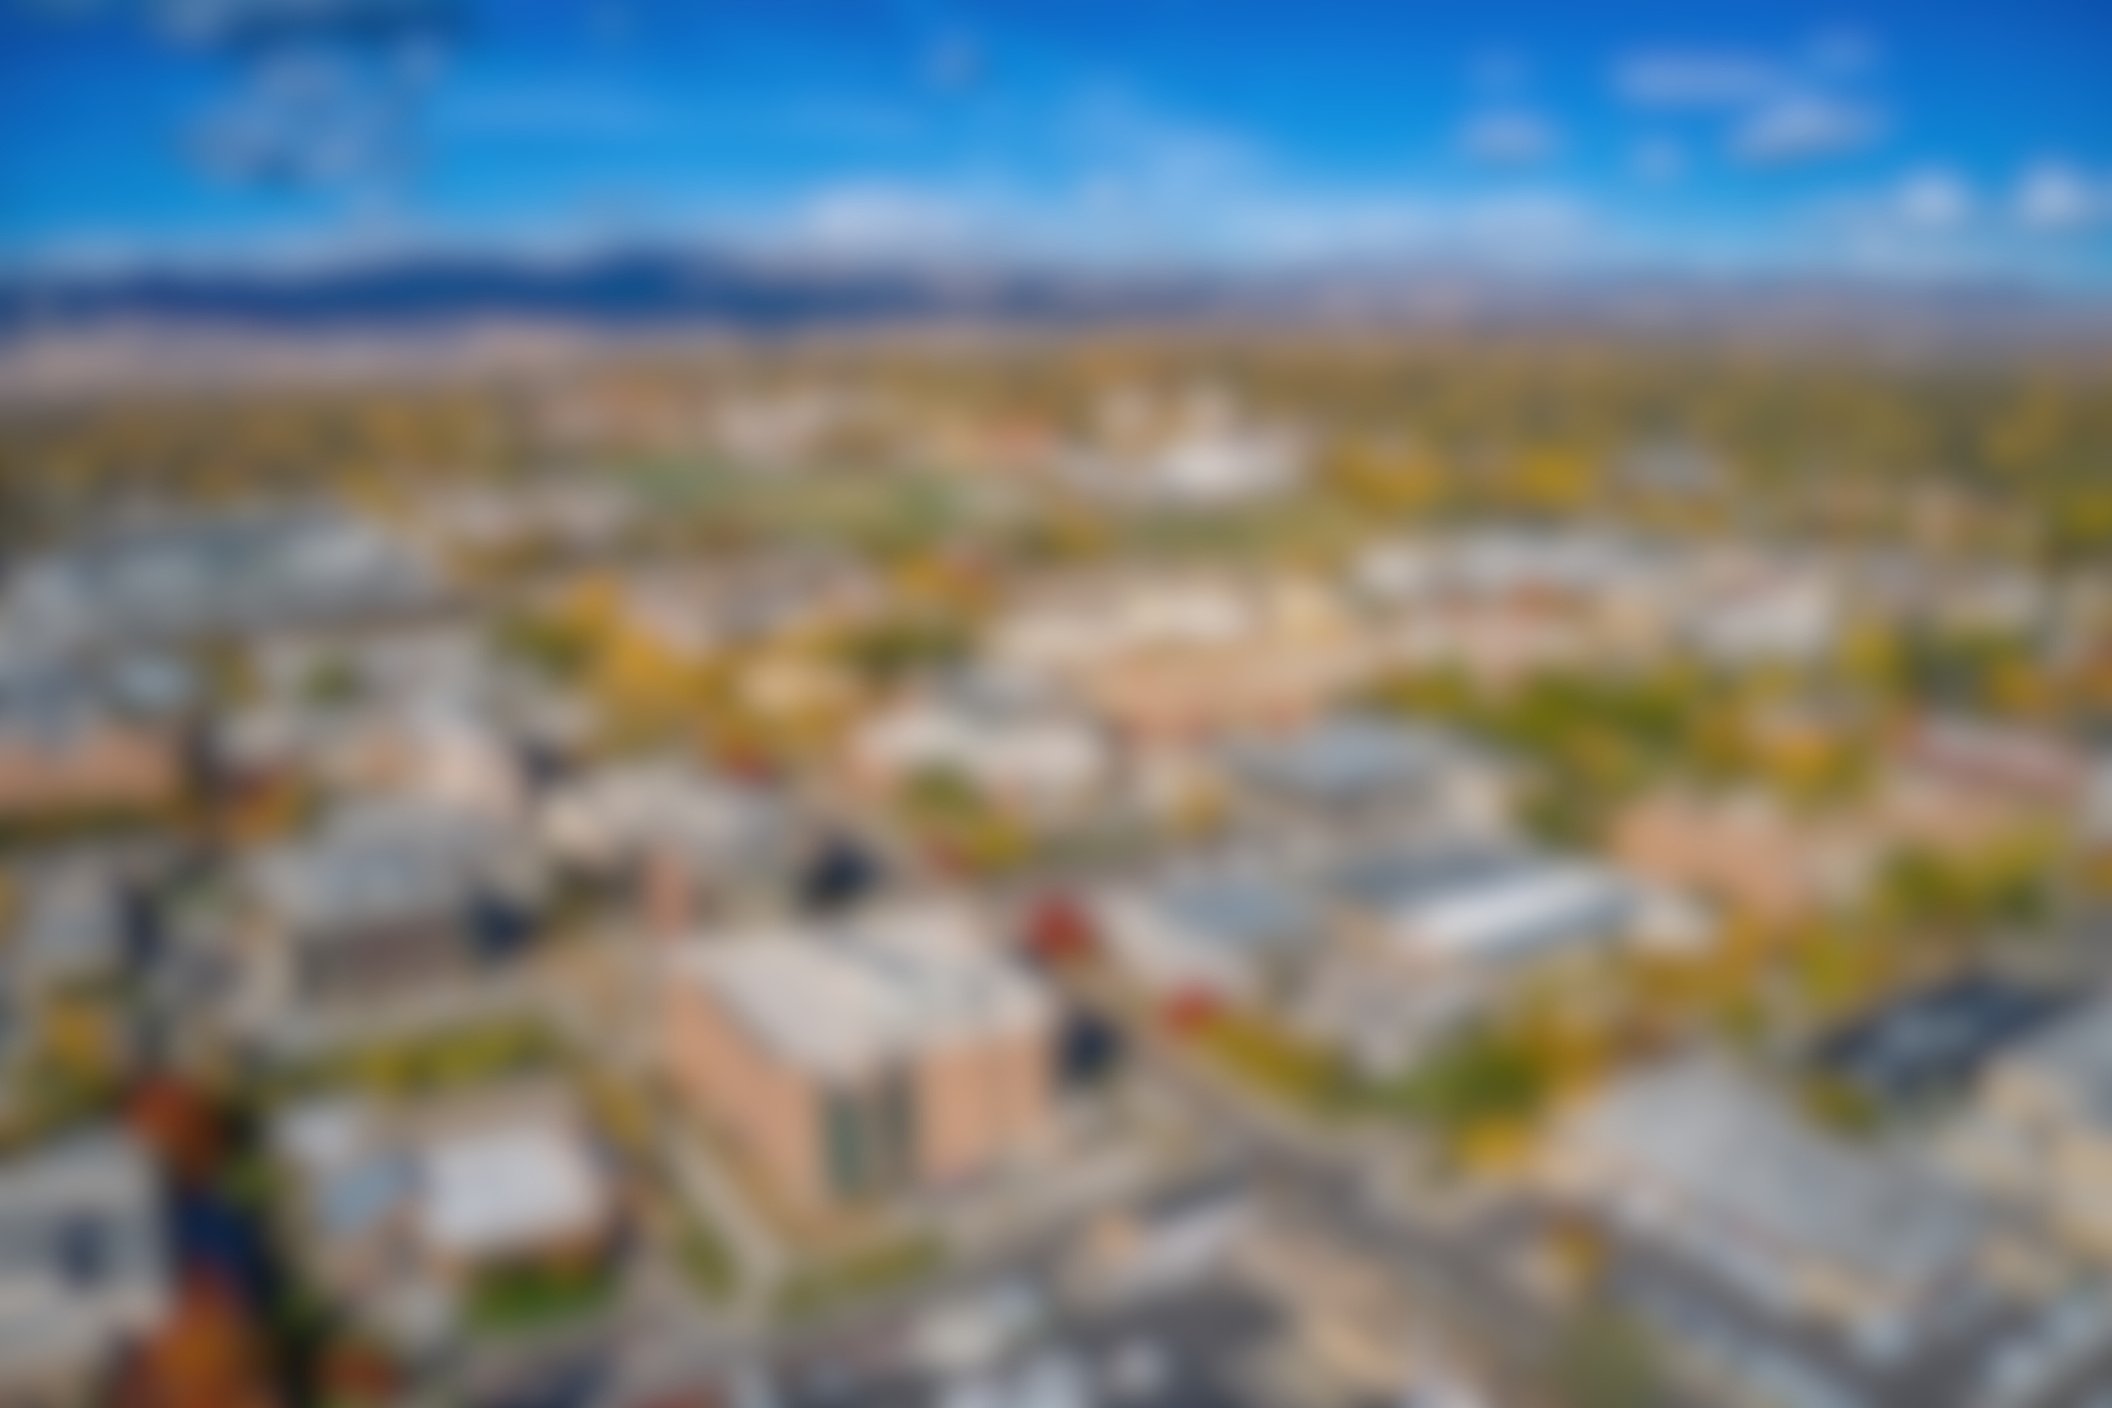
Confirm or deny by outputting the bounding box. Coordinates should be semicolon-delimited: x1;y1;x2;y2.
662;903;1054;1212
0;667;186;829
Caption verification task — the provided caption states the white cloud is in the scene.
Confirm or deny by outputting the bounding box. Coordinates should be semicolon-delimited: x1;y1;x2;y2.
1459;190;1593;246
1732;93;1885;164
1230;195;1435;260
2014;161;2097;232
758;169;1608;271
1895;167;1973;230
1227;186;1592;264
1614;49;1780;108
1459;109;1560;164
791;182;994;257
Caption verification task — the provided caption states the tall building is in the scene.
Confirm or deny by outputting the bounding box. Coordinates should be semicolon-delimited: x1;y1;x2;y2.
662;902;1054;1211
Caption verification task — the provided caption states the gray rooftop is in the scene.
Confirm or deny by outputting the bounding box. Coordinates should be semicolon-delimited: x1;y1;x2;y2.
1222;716;1487;809
1321;841;1532;912
5;510;438;653
1147;863;1320;957
11;859;127;985
257;799;541;938
0;653;193;748
2004;998;2112;1129
1569;1058;1984;1301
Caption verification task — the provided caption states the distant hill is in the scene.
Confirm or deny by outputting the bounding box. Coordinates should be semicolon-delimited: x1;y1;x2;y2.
3;244;2107;392
0;249;1230;338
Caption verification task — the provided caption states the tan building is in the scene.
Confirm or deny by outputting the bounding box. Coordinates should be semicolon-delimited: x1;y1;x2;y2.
1612;789;1881;925
0;727;180;825
1878;715;2086;855
662;902;1055;1211
1352;530;1684;687
992;572;1369;747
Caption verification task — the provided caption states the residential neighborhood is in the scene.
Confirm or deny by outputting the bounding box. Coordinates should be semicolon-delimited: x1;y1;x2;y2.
3;336;2112;1408
5;4;2112;1402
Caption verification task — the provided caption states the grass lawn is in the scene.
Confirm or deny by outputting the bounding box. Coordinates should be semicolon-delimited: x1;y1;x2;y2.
464;1262;616;1338
1191;1009;1362;1119
272;1017;563;1102
464;1258;616;1342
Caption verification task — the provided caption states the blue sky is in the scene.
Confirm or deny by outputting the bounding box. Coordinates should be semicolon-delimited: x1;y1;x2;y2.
4;0;2110;283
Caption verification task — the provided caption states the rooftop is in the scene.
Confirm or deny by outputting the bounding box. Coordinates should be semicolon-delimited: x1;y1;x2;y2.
0;652;192;747
256;798;541;936
11;858;128;985
0;1132;168;1376
1324;842;1636;965
1812;974;2076;1107
548;757;793;866
1322;842;1530;914
1221;715;1491;809
1566;1058;1984;1301
673;903;1051;1081
276;1091;611;1261
417;1123;608;1260
5;510;438;653
2000;996;2112;1128
1143;862;1319;958
1406;862;1636;964
1898;716;2085;800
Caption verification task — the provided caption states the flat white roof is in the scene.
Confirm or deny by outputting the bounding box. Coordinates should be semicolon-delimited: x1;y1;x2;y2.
673;902;1052;1081
417;1123;607;1260
1393;862;1635;964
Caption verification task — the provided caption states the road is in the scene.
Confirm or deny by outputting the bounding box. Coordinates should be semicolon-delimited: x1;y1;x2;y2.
1083;972;1634;1408
457;953;1621;1408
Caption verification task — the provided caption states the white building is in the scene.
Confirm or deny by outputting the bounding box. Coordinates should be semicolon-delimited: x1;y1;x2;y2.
851;673;1111;815
274;1086;615;1318
1064;386;1309;510
992;573;1261;680
1324;845;1642;974
0;1133;170;1397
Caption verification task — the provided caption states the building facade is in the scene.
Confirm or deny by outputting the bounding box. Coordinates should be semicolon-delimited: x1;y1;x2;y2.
662;904;1053;1212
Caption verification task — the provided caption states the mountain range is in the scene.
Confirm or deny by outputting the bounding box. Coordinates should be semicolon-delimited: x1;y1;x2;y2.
4;244;2108;372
